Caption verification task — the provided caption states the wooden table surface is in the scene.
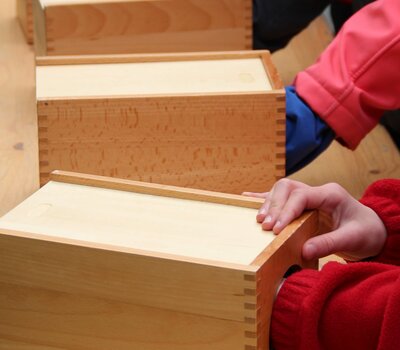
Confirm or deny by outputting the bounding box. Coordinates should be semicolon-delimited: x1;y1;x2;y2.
1;0;399;218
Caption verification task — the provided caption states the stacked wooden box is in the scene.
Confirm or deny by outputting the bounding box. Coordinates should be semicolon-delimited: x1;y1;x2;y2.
5;1;304;349
0;171;317;349
36;50;285;193
19;0;252;53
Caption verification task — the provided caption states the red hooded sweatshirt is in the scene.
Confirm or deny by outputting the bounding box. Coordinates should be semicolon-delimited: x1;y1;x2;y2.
270;179;400;349
294;0;400;149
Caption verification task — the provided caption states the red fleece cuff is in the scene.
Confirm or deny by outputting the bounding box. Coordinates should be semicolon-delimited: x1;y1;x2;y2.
270;269;319;350
360;179;400;265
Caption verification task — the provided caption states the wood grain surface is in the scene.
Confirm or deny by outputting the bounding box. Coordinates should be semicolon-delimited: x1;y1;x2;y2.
35;52;285;193
34;0;252;55
36;57;272;98
1;0;399;238
0;171;318;349
0;0;39;217
16;0;33;43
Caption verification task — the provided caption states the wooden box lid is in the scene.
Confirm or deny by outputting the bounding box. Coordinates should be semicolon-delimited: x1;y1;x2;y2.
0;170;279;267
36;51;282;100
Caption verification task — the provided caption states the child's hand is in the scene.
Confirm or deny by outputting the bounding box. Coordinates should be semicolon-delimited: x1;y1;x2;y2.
243;179;387;261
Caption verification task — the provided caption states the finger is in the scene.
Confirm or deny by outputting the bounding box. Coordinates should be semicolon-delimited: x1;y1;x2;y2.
261;179;299;231
241;191;271;222
256;196;271;223
272;186;329;234
302;225;360;260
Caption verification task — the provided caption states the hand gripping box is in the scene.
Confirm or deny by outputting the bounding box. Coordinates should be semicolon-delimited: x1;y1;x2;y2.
32;0;252;55
0;170;318;350
36;50;286;194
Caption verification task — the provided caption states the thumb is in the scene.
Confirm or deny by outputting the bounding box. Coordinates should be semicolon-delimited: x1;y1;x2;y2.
302;227;354;260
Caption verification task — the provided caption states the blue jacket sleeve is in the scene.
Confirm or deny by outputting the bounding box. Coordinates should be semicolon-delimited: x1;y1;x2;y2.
285;86;335;175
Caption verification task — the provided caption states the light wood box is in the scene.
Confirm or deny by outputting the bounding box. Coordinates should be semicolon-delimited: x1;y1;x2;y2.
0;170;318;350
17;0;34;44
36;51;286;194
33;0;252;56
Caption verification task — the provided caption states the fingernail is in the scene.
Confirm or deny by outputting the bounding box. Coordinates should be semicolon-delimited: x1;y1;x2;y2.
272;220;282;235
258;208;267;216
265;215;272;223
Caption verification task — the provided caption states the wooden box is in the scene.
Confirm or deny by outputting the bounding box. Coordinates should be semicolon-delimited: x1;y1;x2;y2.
0;171;318;350
36;51;286;194
17;0;34;44
33;0;252;56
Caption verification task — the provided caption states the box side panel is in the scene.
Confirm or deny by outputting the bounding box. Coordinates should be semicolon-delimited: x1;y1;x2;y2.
50;170;266;209
0;281;252;350
243;0;252;50
17;0;34;44
274;95;285;181
37;112;50;184
0;232;258;349
254;212;319;350
16;0;28;38
44;0;251;55
32;0;47;55
260;53;284;90
36;50;268;66
37;93;284;194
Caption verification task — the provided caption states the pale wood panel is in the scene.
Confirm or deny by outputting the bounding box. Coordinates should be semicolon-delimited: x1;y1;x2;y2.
36;58;272;99
255;212;319;348
35;0;252;55
0;0;39;217
0;231;257;321
32;0;47;54
50;170;267;209
0;180;275;265
0;232;256;349
0;281;249;350
16;0;33;44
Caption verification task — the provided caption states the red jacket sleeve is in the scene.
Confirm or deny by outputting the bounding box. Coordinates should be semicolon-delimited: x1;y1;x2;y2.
294;0;400;149
271;179;400;350
360;179;400;265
